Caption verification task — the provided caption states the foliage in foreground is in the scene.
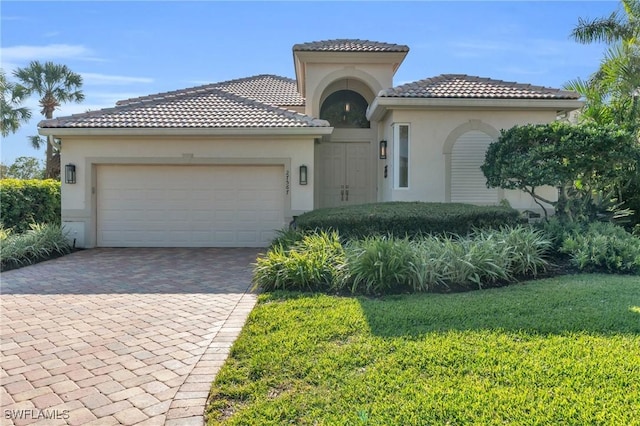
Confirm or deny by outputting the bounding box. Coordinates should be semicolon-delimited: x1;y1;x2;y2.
253;226;551;295
253;231;345;292
561;221;640;273
0;223;71;271
0;178;61;232
207;275;640;425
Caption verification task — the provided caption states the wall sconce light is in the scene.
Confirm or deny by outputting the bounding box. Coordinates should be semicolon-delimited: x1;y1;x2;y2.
379;140;387;159
299;165;308;185
65;164;76;184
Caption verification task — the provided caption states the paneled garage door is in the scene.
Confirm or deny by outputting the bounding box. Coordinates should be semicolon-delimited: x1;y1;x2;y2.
97;165;285;247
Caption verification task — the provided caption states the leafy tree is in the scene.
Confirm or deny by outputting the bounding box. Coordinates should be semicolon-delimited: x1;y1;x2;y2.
565;1;640;227
482;122;639;222
1;69;31;137
13;61;84;179
568;0;640;133
1;156;45;180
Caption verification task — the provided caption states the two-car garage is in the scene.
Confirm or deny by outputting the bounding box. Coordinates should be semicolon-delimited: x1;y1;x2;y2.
96;164;286;247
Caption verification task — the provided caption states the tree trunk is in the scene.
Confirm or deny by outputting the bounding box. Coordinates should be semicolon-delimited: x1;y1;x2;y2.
45;109;54;179
45;137;54;178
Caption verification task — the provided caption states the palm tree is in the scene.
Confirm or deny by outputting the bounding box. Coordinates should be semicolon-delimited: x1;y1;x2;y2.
571;0;639;44
570;0;640;131
14;61;84;178
1;69;31;137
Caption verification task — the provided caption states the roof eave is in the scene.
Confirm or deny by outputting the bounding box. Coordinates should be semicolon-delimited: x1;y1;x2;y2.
38;126;334;138
367;97;584;121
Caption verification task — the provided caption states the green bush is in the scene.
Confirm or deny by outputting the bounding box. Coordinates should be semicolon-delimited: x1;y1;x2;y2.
294;202;521;238
482;226;551;277
252;231;345;292
560;222;640;274
0;179;61;232
1;223;71;271
344;236;419;294
253;226;552;295
536;217;584;254
269;228;306;250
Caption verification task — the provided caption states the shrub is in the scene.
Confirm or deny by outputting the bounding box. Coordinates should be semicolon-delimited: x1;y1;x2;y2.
0;179;61;232
0;225;11;241
252;231;345;292
536;217;584;254
344;236;419;294
269;228;306;251
560;222;640;274
481;226;551;277
254;226;553;295
1;223;71;271
294;202;521;239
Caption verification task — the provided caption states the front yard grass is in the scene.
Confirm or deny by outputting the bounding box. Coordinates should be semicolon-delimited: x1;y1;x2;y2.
207;274;640;425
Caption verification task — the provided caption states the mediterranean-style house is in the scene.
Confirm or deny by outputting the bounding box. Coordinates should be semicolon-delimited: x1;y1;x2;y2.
39;39;583;248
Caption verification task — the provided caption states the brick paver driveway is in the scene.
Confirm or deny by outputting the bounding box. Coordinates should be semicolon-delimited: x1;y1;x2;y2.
1;248;260;425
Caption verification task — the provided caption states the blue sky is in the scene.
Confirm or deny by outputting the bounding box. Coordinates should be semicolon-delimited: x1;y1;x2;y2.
1;1;616;165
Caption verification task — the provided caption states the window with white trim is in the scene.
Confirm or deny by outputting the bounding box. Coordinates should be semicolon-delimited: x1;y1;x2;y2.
394;123;410;188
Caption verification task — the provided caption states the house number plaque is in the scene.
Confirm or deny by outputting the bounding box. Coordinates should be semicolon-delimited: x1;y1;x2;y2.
285;170;290;195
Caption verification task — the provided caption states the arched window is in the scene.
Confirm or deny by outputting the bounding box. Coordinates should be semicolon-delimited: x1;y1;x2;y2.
320;90;370;128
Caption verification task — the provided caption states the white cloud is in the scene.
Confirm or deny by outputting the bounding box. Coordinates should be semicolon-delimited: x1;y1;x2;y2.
81;73;154;85
0;44;101;62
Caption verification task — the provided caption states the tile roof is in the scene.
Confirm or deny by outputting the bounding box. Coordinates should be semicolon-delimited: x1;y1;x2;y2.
39;87;327;129
293;39;409;53
116;74;305;107
380;74;581;99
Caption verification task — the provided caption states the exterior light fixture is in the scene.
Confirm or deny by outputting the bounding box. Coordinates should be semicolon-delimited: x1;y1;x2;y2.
379;140;387;159
65;164;76;184
299;165;308;185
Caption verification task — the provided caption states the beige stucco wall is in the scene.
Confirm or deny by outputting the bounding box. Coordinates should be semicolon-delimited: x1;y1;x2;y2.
60;135;316;247
377;108;559;212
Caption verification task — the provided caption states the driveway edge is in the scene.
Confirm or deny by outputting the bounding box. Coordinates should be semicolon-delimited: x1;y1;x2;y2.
164;292;257;425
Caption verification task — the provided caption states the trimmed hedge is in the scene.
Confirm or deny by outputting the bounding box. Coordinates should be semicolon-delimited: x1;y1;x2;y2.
294;202;521;238
0;179;61;232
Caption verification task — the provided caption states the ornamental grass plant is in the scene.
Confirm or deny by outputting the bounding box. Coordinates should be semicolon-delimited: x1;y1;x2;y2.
1;223;71;271
253;226;553;295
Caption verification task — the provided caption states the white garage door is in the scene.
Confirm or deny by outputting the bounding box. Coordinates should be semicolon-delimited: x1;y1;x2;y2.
97;165;285;247
451;130;498;204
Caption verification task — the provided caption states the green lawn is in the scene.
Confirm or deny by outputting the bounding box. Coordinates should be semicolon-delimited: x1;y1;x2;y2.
206;274;640;425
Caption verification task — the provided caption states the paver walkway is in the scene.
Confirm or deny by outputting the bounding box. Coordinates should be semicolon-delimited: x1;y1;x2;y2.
1;248;260;425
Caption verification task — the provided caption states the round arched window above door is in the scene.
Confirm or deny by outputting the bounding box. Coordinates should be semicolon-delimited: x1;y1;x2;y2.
320;90;370;128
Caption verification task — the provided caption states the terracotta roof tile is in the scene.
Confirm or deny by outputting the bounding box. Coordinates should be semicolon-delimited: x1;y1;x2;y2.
381;74;581;99
293;39;409;52
39;88;326;129
116;74;304;107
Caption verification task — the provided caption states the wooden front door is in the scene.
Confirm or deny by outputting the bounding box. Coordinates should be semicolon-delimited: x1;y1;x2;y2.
318;142;371;208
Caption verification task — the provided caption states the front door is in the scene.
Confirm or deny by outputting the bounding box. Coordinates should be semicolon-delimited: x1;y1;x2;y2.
319;142;371;208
